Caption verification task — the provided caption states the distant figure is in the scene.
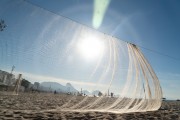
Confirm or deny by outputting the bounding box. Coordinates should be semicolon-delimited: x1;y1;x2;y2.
111;92;113;98
54;90;57;94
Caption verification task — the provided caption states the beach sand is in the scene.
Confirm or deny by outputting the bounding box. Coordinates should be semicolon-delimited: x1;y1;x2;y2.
0;92;179;120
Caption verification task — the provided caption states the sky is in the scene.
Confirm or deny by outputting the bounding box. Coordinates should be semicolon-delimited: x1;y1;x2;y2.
0;0;180;99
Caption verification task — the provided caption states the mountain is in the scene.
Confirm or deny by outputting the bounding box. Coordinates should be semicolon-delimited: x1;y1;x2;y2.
40;82;102;96
40;82;78;93
66;83;78;93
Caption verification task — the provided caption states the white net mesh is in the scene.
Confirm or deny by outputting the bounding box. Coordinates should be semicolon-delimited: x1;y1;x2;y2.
0;0;162;113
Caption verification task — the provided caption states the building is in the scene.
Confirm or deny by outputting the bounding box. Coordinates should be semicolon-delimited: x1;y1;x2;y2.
0;70;16;86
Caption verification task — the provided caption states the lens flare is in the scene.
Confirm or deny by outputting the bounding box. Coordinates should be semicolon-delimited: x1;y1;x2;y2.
93;0;111;28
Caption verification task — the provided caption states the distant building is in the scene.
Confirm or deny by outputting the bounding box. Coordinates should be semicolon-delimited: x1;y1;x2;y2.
0;70;15;86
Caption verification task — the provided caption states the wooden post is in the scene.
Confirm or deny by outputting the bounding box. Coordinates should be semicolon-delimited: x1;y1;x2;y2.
13;74;22;95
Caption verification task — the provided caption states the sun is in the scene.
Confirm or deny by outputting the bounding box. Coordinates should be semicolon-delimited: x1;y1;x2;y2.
77;35;104;60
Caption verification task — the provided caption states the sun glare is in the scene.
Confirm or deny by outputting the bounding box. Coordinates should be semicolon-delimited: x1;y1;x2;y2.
77;35;104;60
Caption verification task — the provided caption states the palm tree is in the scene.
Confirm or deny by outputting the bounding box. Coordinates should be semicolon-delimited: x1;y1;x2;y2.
98;91;103;96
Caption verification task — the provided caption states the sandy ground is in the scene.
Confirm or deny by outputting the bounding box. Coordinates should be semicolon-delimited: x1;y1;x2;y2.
0;92;179;120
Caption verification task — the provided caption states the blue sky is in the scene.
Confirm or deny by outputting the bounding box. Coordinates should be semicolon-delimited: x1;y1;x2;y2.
0;0;180;99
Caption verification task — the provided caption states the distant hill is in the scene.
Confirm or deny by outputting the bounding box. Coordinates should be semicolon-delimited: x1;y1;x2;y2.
40;82;103;96
40;82;78;93
66;83;78;93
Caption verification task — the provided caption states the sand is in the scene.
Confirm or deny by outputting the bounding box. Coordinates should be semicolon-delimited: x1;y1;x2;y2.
0;92;179;120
